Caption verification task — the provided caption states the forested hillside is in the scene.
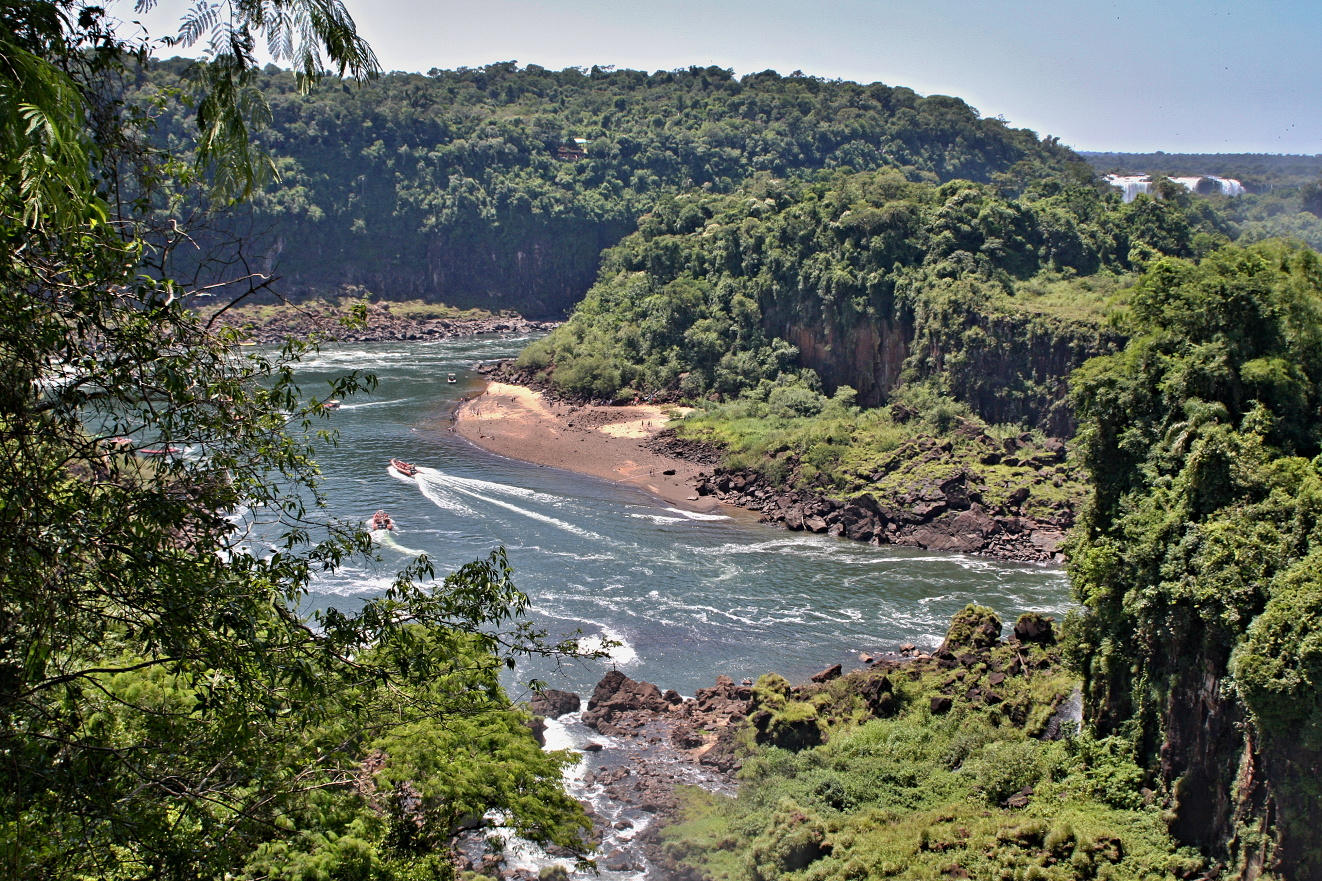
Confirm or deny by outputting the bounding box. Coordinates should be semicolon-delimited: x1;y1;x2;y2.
518;168;1227;432
134;59;1085;316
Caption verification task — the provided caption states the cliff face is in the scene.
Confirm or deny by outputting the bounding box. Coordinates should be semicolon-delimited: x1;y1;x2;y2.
768;311;910;410
1087;625;1321;880
253;219;633;319
766;301;1122;435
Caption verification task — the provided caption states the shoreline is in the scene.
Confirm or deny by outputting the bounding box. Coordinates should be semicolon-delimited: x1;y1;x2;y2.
455;378;1067;566
211;303;558;346
453;382;722;513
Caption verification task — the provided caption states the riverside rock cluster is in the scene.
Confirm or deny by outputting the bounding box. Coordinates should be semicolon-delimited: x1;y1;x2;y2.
213;303;558;345
507;607;1072;881
694;468;1067;564
684;429;1074;564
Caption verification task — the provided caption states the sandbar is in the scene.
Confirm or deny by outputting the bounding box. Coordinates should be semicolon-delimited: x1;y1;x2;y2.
454;382;720;512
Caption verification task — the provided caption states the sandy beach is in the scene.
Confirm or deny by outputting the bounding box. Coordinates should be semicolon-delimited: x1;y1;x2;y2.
454;382;721;512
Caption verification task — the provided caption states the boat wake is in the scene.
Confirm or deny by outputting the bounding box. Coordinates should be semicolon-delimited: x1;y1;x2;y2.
370;529;425;557
414;468;609;542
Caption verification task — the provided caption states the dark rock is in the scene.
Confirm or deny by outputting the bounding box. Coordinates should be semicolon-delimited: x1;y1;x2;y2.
911;499;948;519
804;515;829;533
939;475;972;510
810;663;843;683
671;725;705;749
930;696;953;715
1007;486;1031;507
861;675;897;717
1013;612;1057;644
529;688;581;719
582;670;670;729
663;688;684;705
1029;530;1064;553
527;716;547;747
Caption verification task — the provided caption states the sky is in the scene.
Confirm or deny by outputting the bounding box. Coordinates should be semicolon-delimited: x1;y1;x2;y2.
121;0;1321;155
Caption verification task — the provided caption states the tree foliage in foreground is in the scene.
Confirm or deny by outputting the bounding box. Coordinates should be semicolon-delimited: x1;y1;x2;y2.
1066;241;1322;878
1;3;588;878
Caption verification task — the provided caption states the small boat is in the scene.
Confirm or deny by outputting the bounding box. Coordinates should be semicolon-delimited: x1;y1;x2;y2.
325;399;342;410
369;509;394;531
390;458;419;477
139;447;182;455
447;373;457;383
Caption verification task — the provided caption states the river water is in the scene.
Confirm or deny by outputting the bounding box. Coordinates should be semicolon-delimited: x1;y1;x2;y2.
295;335;1072;699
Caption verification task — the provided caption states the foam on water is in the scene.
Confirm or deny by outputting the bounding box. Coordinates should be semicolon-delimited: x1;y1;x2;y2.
335;398;411;410
418;471;610;542
370;530;425;557
661;507;730;521
289;336;1072;696
576;626;639;666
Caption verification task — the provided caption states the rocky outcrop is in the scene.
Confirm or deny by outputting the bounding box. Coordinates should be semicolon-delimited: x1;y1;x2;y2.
1013;612;1057;645
212;303;558;345
642;429;724;466
582;670;671;733
694;466;1070;565
677;421;1079;565
529;688;581;719
940;605;1003;654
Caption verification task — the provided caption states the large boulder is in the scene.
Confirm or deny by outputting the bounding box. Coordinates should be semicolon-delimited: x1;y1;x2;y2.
693;674;752;717
940;604;1003;654
530;688;581;719
1012;612;1057;645
582;670;669;729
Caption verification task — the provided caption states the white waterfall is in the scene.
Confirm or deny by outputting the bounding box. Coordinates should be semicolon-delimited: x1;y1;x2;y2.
1105;174;1153;203
1105;173;1245;203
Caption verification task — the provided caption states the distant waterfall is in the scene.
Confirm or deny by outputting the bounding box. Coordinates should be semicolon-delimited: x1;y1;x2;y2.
1106;175;1153;203
1106;173;1244;203
1209;176;1246;196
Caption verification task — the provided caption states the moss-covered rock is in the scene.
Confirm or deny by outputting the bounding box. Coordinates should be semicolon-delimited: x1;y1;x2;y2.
940;603;1003;653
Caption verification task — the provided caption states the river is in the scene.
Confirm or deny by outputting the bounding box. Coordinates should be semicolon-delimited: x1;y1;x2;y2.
295;334;1072;699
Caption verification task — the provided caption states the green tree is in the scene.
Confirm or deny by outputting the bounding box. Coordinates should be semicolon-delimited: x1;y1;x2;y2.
1066;241;1322;878
1;3;588;878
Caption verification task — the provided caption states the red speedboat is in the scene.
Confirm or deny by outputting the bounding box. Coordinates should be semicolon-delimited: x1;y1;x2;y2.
370;509;394;531
390;458;419;477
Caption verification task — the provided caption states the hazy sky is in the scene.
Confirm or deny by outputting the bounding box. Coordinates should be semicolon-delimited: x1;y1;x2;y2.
124;0;1320;154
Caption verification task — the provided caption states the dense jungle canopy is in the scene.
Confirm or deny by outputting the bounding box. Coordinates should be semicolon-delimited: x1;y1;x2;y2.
132;58;1089;315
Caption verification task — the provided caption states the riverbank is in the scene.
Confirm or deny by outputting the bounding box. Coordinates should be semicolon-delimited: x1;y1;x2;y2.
496;607;1090;881
454;382;722;513
208;299;558;345
455;374;1070;565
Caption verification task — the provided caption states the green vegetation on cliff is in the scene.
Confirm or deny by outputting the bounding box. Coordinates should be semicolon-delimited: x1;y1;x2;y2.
519;168;1226;431
132;59;1086;315
662;607;1200;881
1;5;590;879
1066;240;1322;877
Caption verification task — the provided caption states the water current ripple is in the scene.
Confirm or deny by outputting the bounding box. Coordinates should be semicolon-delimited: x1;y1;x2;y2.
298;336;1074;696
